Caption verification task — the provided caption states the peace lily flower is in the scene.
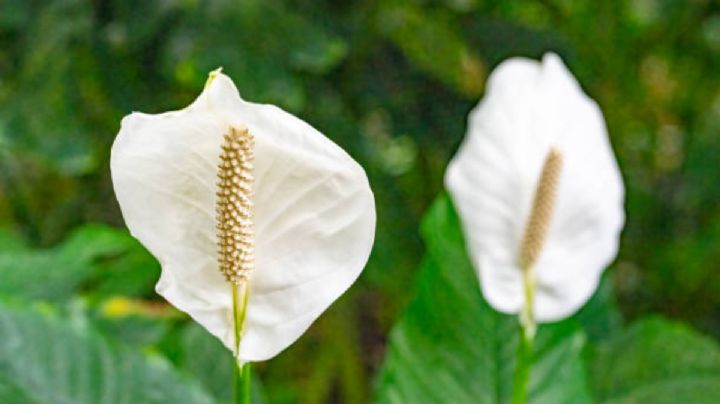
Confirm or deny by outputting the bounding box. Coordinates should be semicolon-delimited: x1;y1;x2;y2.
445;53;624;330
110;70;376;363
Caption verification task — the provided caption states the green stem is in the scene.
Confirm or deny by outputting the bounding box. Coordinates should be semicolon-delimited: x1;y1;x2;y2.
511;267;536;404
234;362;252;404
232;282;251;404
511;322;535;404
243;362;252;404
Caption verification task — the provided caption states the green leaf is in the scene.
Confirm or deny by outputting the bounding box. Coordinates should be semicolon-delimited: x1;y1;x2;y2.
0;304;214;404
0;224;158;301
590;316;720;403
0;228;27;252
92;313;171;349
574;274;623;343
0;248;92;301
179;323;235;402
374;195;592;403
84;233;159;298
171;323;266;404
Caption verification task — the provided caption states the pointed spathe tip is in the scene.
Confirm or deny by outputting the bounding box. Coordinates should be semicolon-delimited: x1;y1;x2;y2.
205;67;224;89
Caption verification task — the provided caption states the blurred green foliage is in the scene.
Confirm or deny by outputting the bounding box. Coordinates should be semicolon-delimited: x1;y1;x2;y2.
375;195;720;403
0;304;214;404
1;0;720;402
375;196;593;403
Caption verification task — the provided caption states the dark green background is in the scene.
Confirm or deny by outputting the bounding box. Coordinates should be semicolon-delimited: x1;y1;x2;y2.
1;0;719;402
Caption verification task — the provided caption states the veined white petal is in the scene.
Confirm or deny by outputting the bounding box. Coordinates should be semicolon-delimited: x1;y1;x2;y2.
445;53;624;322
111;73;376;361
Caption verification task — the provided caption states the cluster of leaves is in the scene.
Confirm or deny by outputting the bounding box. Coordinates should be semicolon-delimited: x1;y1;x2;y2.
1;0;720;402
375;196;720;403
2;198;718;402
0;226;235;402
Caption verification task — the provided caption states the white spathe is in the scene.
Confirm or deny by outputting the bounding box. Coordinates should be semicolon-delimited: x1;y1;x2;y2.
111;72;376;361
445;53;625;322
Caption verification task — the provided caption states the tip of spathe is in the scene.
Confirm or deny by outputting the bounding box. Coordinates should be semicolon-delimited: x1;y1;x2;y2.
205;67;224;89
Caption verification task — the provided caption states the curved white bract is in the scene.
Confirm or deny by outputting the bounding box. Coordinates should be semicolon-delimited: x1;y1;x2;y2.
111;72;376;361
445;53;624;322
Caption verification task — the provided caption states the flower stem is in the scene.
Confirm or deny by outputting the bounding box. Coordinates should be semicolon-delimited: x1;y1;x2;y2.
234;361;252;404
232;282;251;404
511;267;536;404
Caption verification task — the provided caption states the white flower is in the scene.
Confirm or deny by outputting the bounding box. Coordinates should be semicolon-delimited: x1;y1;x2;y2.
445;53;625;322
110;70;376;362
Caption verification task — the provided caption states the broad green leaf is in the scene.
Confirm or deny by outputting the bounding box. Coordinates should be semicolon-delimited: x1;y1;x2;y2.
92;311;171;349
0;374;36;403
0;304;214;404
0;228;26;252
0;224;158;301
87;235;159;298
374;195;591;403
165;323;265;404
0;247;92;301
574;274;623;343
590;316;720;403
179;323;235;402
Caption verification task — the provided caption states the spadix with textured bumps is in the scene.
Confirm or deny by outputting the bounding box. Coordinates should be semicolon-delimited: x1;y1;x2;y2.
445;53;625;322
110;70;376;362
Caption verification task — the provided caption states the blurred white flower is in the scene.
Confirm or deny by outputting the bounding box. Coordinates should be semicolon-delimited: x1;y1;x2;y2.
445;53;624;323
111;70;376;362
